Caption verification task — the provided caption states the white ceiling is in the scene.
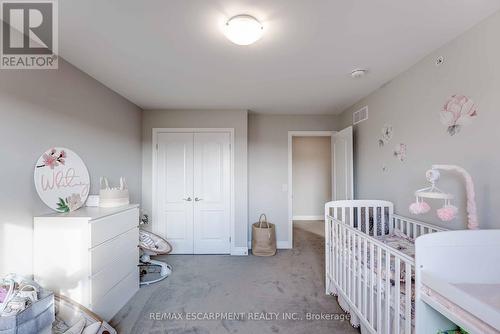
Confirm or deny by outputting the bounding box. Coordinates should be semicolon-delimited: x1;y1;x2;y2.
59;0;500;114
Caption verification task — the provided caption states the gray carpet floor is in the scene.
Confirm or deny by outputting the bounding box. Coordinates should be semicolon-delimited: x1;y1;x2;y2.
110;221;359;334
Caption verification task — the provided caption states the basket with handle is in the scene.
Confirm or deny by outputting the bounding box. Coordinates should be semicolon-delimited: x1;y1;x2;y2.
251;214;277;256
98;177;130;208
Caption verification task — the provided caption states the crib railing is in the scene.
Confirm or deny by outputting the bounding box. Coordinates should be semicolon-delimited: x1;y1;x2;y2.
326;216;414;333
324;200;447;333
325;200;395;237
323;200;446;239
393;215;446;239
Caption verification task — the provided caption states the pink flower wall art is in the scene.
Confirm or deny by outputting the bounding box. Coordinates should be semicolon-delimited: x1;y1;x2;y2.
440;94;478;136
37;148;66;169
34;147;90;212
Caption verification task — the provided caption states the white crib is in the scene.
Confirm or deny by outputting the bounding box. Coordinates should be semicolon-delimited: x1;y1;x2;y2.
325;200;446;333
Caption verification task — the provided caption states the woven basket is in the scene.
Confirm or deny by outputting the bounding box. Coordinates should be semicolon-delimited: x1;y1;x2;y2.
251;214;276;256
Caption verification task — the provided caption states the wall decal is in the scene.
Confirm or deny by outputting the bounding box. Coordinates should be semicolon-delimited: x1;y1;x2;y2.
394;143;407;162
378;124;393;147
440;94;478;136
34;147;90;212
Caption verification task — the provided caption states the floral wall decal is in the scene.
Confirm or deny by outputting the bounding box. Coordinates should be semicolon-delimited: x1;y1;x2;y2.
36;148;66;169
34;147;90;212
440;94;478;136
378;124;393;147
394;143;407;162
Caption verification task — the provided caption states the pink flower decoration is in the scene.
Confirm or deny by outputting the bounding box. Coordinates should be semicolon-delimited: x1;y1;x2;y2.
409;201;431;215
42;153;58;169
66;193;83;212
37;148;67;169
440;94;478;136
437;205;458;222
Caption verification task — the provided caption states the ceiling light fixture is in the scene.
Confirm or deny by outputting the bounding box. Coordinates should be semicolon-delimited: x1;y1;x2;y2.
351;69;368;79
223;15;263;46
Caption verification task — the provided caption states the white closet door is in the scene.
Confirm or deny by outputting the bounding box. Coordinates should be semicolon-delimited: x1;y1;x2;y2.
193;132;231;254
156;132;194;254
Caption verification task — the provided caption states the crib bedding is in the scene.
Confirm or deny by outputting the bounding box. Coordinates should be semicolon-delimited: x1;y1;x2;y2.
343;230;417;322
374;229;415;258
375;230;415;282
355;262;416;321
348;229;415;283
371;231;416;320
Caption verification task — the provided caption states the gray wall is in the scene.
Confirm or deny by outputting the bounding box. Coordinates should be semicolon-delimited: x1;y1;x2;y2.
292;136;332;218
248;114;339;246
141;109;248;248
0;60;142;276
339;10;500;230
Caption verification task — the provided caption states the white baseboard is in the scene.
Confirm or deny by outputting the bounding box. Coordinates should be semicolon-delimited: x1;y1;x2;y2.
231;247;249;256
247;240;292;249
293;215;323;221
277;240;292;249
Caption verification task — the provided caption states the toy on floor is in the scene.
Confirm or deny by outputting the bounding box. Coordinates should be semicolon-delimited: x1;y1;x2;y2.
139;214;173;285
53;294;116;334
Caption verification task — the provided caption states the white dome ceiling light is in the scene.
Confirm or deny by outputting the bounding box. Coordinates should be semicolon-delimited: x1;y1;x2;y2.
351;69;368;79
223;15;264;46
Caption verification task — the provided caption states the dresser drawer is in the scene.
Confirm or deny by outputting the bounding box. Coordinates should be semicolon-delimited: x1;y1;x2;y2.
90;208;138;247
90;227;138;275
92;269;139;321
90;248;138;303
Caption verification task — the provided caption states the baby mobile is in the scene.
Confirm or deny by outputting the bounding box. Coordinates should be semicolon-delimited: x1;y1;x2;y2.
409;164;478;229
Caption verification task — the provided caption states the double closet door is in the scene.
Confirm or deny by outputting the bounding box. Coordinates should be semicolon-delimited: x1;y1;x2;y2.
155;131;231;254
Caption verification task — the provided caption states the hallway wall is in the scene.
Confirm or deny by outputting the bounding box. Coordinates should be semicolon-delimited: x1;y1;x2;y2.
292;136;332;220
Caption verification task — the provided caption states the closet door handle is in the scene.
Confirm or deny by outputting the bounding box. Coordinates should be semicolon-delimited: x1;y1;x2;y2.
194;197;203;202
182;197;192;201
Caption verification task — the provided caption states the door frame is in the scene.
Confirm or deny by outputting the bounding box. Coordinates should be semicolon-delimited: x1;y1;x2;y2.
287;130;335;248
152;128;236;255
332;126;354;201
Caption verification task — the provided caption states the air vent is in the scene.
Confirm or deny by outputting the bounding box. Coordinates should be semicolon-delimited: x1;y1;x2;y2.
353;106;368;125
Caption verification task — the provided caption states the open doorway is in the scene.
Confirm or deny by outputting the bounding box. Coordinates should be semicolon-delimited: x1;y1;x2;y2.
292;136;332;221
293;135;332;241
287;127;353;248
287;131;334;247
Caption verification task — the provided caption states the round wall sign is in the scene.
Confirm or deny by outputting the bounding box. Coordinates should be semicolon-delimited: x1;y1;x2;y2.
34;147;90;212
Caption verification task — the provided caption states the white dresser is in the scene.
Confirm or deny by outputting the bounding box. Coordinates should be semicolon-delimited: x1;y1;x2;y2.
34;204;140;321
